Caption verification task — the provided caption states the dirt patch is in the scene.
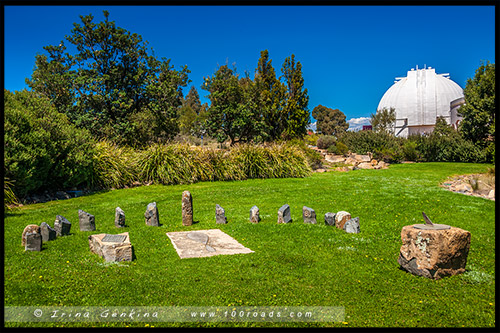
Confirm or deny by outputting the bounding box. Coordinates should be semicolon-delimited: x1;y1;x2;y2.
441;173;495;201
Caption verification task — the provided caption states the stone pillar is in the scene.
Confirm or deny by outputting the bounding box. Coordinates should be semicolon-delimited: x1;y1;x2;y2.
182;191;193;226
144;202;159;226
277;204;291;224
215;204;227;224
249;206;260;223
115;207;126;228
302;206;317;224
397;224;471;279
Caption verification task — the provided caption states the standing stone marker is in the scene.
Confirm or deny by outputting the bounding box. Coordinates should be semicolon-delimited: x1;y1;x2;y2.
25;232;42;251
78;210;96;231
249;205;260;223
335;211;351;230
21;224;41;246
324;212;336;226
277;204;291;224
115;207;126;228
144;202;159;226
54;215;71;236
182;191;193;226
40;222;57;242
215;204;227;224
303;206;317;224
344;217;361;234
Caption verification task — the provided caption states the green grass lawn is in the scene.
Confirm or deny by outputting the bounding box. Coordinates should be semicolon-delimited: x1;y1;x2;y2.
4;162;495;327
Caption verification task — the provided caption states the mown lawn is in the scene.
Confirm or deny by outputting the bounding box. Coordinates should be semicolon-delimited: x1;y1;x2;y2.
4;162;495;327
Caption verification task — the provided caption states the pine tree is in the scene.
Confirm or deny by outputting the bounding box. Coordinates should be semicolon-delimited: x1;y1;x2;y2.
280;54;310;139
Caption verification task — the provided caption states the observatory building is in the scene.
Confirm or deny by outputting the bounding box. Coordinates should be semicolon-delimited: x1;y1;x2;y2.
377;66;464;137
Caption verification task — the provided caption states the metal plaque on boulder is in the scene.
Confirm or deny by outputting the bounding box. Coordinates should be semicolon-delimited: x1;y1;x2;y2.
101;234;128;243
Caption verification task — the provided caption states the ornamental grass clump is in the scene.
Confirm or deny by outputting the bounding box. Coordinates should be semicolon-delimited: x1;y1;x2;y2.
137;143;196;185
92;140;139;189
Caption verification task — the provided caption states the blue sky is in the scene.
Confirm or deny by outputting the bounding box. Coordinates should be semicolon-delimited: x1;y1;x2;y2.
3;5;495;130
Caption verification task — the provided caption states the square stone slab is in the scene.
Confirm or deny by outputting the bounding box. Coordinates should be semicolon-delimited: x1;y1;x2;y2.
166;229;254;259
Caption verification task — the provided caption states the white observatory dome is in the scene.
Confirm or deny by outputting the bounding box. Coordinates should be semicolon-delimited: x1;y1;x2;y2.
377;66;464;137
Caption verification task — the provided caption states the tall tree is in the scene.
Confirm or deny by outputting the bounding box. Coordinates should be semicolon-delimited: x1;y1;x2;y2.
458;61;495;150
312;105;349;136
255;50;286;141
280;54;310;139
27;10;189;145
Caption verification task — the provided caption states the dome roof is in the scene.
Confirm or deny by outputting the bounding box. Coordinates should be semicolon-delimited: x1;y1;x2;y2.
377;67;464;126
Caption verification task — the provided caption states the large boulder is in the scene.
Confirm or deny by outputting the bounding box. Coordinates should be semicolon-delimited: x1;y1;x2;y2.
88;232;133;262
397;225;471;279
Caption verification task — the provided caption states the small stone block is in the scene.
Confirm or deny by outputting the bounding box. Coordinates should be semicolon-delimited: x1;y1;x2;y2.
335;211;351;229
215;204;227;224
78;210;96;231
324;212;336;226
21;224;41;246
144;202;159;226
277;204;291;224
115;207;126;228
249;206;260;223
40;222;57;242
303;206;317;224
343;217;361;234
54;215;71;236
25;232;42;251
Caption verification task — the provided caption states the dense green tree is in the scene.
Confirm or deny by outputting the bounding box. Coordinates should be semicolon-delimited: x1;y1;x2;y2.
370;107;396;133
178;86;208;136
280;54;310;139
26;10;189;145
311;105;349;136
459;61;495;155
255;50;286;141
4;90;95;197
433;116;454;137
203;65;264;145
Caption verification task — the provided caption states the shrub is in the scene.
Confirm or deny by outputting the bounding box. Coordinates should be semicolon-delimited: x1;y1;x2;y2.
338;130;404;162
316;135;336;149
304;133;320;146
327;142;349;156
4;90;95;197
401;140;421;161
411;132;485;163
